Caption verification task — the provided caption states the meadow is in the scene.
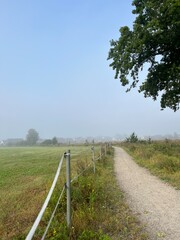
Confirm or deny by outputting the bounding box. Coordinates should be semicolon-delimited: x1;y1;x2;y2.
0;146;147;240
0;146;68;239
120;140;180;189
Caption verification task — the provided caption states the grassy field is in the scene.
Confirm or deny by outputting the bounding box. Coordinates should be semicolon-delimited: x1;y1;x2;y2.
0;146;64;239
0;146;92;239
120;140;180;189
0;146;147;240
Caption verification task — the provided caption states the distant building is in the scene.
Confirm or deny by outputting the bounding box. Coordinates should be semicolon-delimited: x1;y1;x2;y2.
5;138;24;146
0;140;5;146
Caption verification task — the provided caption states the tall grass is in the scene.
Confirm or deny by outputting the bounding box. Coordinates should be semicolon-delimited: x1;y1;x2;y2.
121;140;180;189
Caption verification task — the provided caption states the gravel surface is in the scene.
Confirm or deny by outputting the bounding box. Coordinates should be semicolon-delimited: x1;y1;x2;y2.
114;147;180;240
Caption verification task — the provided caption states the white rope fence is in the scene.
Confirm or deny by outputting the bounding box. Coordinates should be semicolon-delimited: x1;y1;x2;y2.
41;185;66;240
26;155;64;240
25;144;109;239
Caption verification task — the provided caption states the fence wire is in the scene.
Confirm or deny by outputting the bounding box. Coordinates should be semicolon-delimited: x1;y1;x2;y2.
71;162;92;183
41;185;66;240
26;155;64;240
26;145;108;239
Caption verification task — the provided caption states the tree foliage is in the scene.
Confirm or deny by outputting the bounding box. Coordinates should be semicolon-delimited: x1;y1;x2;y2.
126;132;139;143
41;137;58;146
108;0;180;111
26;129;39;145
52;137;58;145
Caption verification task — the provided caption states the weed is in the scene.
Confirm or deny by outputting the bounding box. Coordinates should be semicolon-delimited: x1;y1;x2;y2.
121;140;180;189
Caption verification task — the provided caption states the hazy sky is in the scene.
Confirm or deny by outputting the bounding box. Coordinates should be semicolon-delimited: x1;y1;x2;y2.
0;0;179;139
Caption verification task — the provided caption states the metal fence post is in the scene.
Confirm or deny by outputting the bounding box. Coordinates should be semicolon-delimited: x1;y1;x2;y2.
105;144;107;156
91;146;95;174
65;150;71;228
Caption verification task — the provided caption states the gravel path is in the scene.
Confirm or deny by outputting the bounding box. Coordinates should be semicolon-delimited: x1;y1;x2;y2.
114;147;180;240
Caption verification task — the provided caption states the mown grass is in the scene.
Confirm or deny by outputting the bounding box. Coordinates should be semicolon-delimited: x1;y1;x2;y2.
120;140;180;189
0;146;90;239
0;146;148;240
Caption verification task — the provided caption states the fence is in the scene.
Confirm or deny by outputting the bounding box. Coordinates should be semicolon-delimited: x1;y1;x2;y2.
25;144;110;240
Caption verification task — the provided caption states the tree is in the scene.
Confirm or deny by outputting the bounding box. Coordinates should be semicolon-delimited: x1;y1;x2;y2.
126;132;139;143
41;139;52;146
52;137;58;145
108;0;180;111
41;137;58;146
26;129;39;145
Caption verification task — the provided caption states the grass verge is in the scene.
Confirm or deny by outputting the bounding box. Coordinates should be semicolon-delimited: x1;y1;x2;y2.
32;147;148;240
120;140;180;189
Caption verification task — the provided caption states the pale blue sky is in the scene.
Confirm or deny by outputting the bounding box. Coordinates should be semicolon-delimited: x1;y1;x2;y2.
0;0;179;139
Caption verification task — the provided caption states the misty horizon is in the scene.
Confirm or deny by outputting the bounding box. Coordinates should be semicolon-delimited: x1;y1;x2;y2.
1;1;179;141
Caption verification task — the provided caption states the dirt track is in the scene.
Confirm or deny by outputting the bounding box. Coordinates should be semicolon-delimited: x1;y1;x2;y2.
114;147;180;240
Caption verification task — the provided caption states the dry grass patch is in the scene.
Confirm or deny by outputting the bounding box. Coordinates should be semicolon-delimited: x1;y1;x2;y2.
121;140;180;189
